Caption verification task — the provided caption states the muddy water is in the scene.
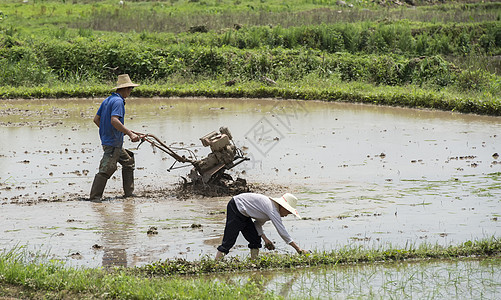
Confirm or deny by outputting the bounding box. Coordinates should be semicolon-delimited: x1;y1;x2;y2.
211;258;501;299
1;98;500;268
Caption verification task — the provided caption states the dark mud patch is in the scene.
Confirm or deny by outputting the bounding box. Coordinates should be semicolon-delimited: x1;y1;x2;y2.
2;193;81;205
176;177;250;199
0;121;64;128
139;178;291;201
174;174;296;199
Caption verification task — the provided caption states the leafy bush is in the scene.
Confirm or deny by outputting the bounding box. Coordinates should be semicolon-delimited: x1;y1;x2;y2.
337;54;368;81
0;58;54;86
456;69;491;91
408;55;457;87
367;55;402;86
0;46;54;86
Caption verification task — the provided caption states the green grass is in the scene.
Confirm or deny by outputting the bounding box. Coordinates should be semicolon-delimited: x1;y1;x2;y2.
0;248;278;299
1;238;499;299
0;0;499;116
264;257;501;299
3;0;499;34
1;76;499;115
137;237;501;276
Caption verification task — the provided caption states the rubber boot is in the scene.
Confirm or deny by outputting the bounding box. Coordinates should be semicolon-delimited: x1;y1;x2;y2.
122;168;135;198
89;174;108;202
250;248;259;260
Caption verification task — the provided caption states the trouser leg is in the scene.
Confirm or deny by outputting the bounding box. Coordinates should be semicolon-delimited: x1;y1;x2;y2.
119;149;135;197
217;198;249;254
241;220;262;250
89;145;120;201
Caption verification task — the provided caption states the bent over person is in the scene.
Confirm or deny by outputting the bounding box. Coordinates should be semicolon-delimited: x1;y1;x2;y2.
89;74;140;202
216;192;308;259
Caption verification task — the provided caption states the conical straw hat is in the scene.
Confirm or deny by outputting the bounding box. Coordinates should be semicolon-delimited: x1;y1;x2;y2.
270;193;301;219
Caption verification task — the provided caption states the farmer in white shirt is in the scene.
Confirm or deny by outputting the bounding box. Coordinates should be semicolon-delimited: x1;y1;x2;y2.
215;192;308;259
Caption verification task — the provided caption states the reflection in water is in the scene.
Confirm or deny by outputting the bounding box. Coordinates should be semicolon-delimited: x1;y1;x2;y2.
208;259;501;299
245;271;298;299
93;200;136;267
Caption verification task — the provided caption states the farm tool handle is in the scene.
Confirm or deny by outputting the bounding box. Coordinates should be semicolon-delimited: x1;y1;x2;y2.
132;131;194;164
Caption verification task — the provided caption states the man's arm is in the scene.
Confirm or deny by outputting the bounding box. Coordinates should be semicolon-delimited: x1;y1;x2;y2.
111;115;139;142
289;241;309;255
93;115;100;127
261;234;275;250
266;209;308;254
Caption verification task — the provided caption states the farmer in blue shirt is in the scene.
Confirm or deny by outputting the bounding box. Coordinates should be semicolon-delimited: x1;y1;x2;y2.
89;74;141;202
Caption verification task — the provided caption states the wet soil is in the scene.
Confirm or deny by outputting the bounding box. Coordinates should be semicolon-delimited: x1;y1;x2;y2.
1;97;500;268
177;177;250;198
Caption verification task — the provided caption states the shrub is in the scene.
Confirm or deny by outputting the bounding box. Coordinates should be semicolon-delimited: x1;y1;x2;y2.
338;55;368;82
456;69;491;91
189;47;226;75
409;55;457;87
367;55;402;86
0;56;54;86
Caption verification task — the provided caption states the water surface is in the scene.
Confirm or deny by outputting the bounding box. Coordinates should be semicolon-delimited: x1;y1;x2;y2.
1;97;500;267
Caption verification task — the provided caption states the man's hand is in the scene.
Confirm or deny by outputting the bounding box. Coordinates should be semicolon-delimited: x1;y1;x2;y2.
297;248;310;255
128;132;140;142
264;242;275;250
289;241;309;255
261;234;275;250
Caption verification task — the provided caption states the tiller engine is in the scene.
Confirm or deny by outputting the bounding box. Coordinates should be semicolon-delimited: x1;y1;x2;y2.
134;127;249;184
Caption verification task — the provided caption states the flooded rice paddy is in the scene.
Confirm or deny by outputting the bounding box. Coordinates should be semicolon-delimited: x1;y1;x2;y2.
211;258;501;299
1;97;500;297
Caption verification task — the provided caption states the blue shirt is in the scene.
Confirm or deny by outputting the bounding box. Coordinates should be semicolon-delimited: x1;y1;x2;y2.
96;93;125;148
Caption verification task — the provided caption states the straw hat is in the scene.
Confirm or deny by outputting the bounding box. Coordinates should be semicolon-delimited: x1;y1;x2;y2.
113;74;140;90
270;193;301;219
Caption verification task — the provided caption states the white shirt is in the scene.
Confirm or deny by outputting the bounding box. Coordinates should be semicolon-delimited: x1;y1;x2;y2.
233;192;294;244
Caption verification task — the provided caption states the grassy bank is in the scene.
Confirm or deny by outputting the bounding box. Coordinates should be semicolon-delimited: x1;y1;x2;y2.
1;78;499;115
0;248;277;299
0;238;499;299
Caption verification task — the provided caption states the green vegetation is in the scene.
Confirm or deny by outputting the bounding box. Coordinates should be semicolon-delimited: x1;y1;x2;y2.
0;248;277;299
1;238;499;298
138;237;501;276
0;0;500;115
